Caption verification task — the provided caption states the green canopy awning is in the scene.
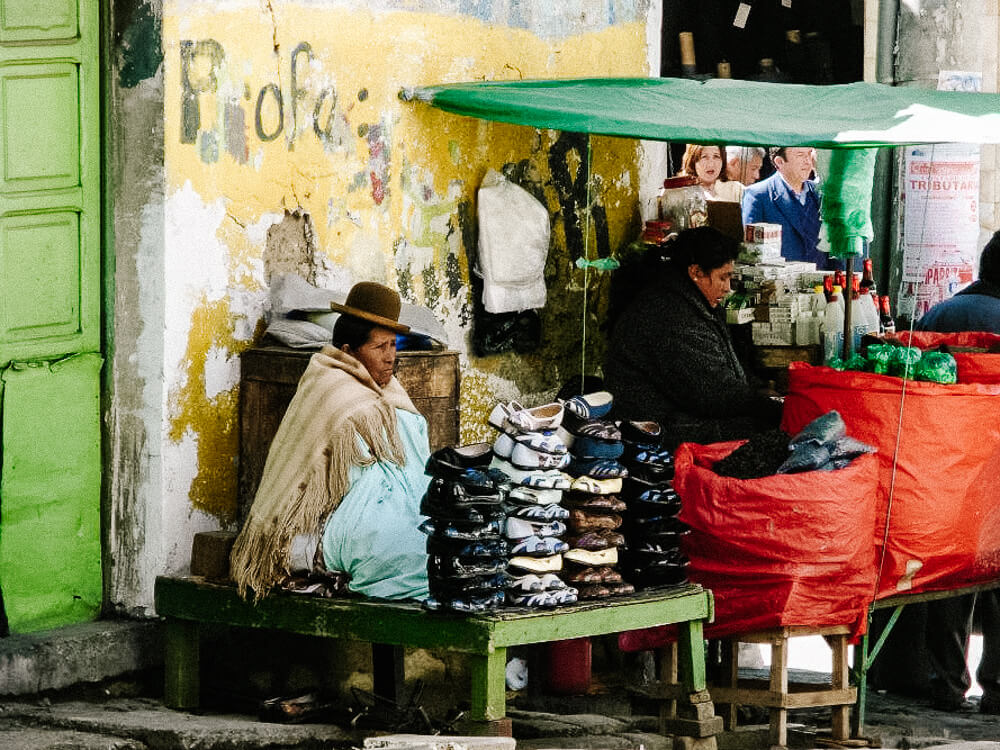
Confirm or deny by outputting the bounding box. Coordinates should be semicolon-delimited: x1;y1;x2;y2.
404;77;1000;148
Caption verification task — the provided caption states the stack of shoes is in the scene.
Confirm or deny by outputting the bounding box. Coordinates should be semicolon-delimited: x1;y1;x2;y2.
419;443;510;613
558;391;634;600
618;421;689;589
486;400;577;607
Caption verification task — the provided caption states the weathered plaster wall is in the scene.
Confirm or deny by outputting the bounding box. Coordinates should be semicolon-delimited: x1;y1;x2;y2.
867;0;1000;309
109;0;658;613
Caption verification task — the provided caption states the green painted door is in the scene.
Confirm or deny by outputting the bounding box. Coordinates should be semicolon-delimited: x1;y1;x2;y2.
0;0;102;632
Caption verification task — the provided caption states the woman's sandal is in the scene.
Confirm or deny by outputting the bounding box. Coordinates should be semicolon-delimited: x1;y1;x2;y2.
506;402;565;433
567;457;628;479
570;475;623;495
560;390;614;420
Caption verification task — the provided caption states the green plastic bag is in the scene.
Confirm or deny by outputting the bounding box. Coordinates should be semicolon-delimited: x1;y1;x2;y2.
865;344;892;375
915;351;958;384
888;346;922;379
845;353;868;371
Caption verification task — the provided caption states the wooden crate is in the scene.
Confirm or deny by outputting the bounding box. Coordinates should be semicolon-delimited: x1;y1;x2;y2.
238;345;459;522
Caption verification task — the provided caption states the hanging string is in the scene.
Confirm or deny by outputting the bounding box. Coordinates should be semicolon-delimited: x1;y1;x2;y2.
872;143;937;601
580;135;594;386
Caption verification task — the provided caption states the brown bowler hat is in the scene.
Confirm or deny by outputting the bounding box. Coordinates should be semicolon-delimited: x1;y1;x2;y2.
330;282;410;334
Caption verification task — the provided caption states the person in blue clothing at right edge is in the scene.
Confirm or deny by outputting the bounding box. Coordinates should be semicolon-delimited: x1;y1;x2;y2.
742;146;837;270
916;229;1000;713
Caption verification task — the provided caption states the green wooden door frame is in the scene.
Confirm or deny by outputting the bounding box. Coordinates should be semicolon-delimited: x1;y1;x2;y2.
0;0;104;632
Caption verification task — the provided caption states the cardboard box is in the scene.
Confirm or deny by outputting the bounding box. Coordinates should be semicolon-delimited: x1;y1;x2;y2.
745;222;782;245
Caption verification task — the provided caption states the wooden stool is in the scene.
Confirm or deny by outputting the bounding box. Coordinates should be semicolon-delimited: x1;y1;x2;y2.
708;625;856;750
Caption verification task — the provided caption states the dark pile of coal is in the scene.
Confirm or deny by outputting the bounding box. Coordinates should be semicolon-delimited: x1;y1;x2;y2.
713;429;791;479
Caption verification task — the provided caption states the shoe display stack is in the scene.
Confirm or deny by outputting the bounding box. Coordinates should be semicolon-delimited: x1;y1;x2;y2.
618;421;689;589
558;391;635;600
419;443;510;613
486;401;578;607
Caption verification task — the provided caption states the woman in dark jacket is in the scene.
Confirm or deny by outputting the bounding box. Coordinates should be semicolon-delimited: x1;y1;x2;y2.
604;226;781;449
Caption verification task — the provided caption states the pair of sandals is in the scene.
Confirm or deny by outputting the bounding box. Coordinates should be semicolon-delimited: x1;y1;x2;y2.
428;572;510;598
507;572;568;593
568;508;623;533
569;475;622;495
566;457;629;480
564;565;623;585
566;530;625;551
563;492;627;513
424;589;505;614
426;537;507;558
425;442;493;477
425;475;503;504
488;400;564;434
508;535;569;557
506;503;569;522
507;485;564;506
491;457;572;490
576;581;635;600
418;518;503;542
505;516;567;540
421;496;505;525
507;587;578;608
564;546;618;567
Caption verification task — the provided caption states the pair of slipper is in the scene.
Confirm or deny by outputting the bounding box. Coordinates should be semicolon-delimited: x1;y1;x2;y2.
564;546;618;567
508;535;569;557
507;587;579;608
563;565;623;585
568;508;623;533
425;442;493;477
428;555;508;579
425;475;504;505
576;581;635;600
507;572;568;593
421;495;505;525
418;518;503;542
508;553;563;574
562;492;627;513
569;475;622;495
506;502;569;522
494;431;569;469
507;485;564;506
426;537;507;558
505;516;567;540
491;456;572;490
556;414;621;453
623;447;674;482
428;572;511;598
488;400;564;434
566;530;625;551
565;457;629;480
424;589;505;614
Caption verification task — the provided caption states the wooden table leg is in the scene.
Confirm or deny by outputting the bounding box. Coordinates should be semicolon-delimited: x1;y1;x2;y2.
719;638;739;730
769;636;788;749
658;641;679;733
164;618;200;710
372;643;406;706
469;647;507;722
676;618;707;693
830;634;850;740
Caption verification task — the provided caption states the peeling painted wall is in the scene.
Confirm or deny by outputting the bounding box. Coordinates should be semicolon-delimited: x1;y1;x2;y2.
107;0;658;612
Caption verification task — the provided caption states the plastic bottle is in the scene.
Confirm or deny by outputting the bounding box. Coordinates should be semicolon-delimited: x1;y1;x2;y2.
823;285;845;362
880;295;896;336
849;291;869;351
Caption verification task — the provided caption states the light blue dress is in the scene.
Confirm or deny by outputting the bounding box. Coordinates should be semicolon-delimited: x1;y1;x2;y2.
322;409;431;600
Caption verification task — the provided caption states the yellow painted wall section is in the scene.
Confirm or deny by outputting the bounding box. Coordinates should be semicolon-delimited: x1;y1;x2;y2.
163;3;651;520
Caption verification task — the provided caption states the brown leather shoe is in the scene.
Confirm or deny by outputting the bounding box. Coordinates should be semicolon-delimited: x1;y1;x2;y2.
569;508;623;532
563;492;627;512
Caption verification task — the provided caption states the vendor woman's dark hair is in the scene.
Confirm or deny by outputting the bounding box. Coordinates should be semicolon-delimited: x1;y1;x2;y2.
332;314;377;350
606;226;739;330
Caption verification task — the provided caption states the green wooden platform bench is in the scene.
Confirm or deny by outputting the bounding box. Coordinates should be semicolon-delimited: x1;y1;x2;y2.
154;575;717;736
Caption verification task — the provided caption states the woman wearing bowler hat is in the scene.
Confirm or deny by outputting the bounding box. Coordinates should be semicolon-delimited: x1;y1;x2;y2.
231;281;432;601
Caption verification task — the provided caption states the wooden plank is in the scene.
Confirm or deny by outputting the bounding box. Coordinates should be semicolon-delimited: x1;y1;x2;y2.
709;685;856;709
733;625;851;643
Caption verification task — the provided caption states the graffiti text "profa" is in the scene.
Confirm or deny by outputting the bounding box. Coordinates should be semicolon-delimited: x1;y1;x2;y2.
180;39;340;148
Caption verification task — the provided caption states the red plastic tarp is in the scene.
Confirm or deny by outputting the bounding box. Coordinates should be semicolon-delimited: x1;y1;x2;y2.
782;362;1000;600
889;331;1000;384
618;440;879;650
